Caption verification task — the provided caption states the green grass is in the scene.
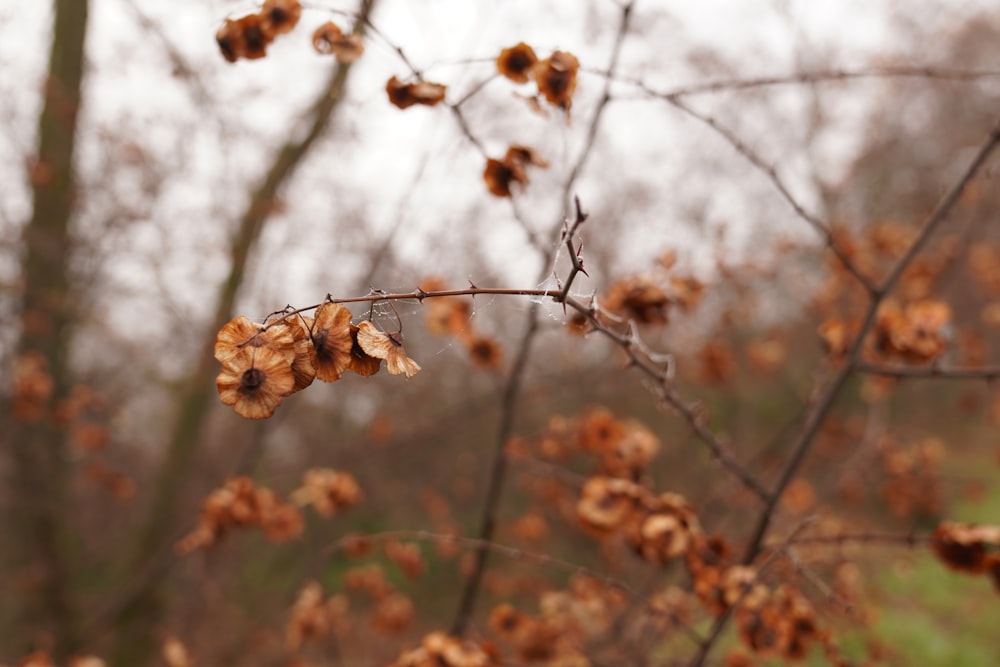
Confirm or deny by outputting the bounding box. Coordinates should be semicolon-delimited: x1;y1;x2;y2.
853;469;1000;666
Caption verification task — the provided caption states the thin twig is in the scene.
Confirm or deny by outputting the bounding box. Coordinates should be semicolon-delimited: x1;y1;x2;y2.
326;529;632;594
452;2;638;636
780;531;929;548
856;362;1000;380
450;304;540;636
686;518;815;667
741;118;1000;564
665;96;875;292
636;66;1000;98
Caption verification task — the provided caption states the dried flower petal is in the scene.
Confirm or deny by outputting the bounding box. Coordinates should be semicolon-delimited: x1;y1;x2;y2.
504;145;548;168
312;21;365;62
311;302;354;382
356;321;421;378
215;315;296;365
347;324;383;376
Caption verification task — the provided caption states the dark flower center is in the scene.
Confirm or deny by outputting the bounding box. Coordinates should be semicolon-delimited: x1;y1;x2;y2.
241;367;266;391
506;52;533;73
244;25;267;51
312;330;334;361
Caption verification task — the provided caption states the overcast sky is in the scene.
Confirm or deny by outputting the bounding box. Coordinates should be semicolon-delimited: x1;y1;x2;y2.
3;0;998;344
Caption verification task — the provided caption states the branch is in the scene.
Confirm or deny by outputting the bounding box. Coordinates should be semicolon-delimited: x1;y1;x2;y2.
741;117;1000;564
780;531;929;548
665;96;876;293
450;299;540;636
450;2;637;636
653;66;1000;98
857;362;1000;380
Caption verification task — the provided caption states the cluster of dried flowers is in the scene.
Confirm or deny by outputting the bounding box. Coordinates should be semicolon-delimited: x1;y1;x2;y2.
216;0;363;63
872;299;952;362
488;577;625;665
506;406;835;662
419;277;504;370
215;303;419;419
819;299;953;364
283;532;442;655
176;469;360;553
876;436;945;518
388;632;499;667
496;43;580;112
816;219;961;368
568;252;705;333
931;521;1000;591
476;43;579;198
285;580;352;651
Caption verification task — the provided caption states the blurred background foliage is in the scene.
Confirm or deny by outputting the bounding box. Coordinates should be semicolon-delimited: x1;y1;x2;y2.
3;1;1000;665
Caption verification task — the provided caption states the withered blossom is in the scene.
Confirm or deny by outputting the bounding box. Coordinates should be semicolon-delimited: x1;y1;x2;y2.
357;321;422;378
386;76;447;109
312;21;365;62
496;42;538;83
310;302;354;381
260;0;302;38
534;50;579;110
216;346;295;419
216;14;272;62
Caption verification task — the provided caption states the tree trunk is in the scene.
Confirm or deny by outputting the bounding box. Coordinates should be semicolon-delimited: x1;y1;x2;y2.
5;0;90;659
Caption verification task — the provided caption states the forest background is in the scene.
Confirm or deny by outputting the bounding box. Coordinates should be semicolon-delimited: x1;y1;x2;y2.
4;1;1000;666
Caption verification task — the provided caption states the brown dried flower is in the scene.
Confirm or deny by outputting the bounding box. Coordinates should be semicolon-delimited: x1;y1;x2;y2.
216;346;295;419
534;50;579;110
347;323;383;376
483;146;547;198
292;468;362;517
260;0;302;38
312;21;365;62
356;321;422;378
467;336;503;370
931;521;1000;574
386;76;447;109
310;302;354;381
496;43;538;83
215;315;296;366
385;540;426;579
216;14;272;63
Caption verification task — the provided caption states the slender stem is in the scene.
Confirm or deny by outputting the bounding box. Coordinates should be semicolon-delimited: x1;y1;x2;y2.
450;306;540;636
741;118;1000;566
857;362;1000;380
666;96;876;293
451;2;637;635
